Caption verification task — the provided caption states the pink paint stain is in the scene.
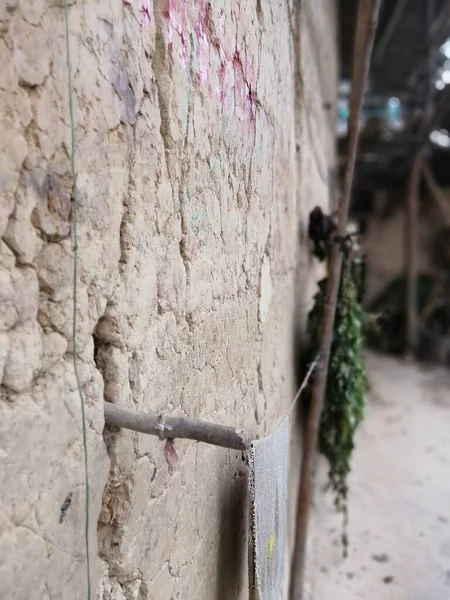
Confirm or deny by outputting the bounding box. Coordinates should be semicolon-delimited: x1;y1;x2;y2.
139;0;151;25
192;0;211;86
218;11;225;35
123;0;151;26
162;0;257;125
164;0;188;69
232;50;256;124
216;50;228;105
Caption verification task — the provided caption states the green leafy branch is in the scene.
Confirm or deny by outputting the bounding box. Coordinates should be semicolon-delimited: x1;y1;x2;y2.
304;247;367;557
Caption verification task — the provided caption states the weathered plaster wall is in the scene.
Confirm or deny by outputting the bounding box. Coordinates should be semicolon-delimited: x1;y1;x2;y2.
0;1;337;598
363;191;439;304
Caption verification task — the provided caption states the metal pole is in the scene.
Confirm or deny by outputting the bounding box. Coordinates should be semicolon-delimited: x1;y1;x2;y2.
289;1;381;597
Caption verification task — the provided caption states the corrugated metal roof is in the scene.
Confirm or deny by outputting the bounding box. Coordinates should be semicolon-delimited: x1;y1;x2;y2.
338;0;450;188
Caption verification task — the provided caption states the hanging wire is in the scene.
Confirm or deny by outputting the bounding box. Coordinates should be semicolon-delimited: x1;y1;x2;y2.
64;1;92;597
266;352;322;438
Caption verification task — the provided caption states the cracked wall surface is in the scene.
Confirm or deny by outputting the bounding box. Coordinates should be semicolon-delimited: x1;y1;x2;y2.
0;0;337;598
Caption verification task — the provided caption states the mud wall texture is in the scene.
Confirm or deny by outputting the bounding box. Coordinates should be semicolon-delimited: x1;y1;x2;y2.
363;190;442;304
0;1;337;598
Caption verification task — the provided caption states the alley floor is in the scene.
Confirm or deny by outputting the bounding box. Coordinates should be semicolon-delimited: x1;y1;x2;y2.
305;351;450;600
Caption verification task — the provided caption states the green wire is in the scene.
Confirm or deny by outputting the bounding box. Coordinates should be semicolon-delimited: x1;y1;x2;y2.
64;1;91;597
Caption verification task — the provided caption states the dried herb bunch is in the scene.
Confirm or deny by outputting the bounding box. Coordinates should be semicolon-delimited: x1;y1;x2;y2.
305;243;367;557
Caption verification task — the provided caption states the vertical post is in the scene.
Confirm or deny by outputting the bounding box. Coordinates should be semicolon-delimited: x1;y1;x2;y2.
404;0;434;355
404;152;422;354
289;1;381;598
426;1;436;105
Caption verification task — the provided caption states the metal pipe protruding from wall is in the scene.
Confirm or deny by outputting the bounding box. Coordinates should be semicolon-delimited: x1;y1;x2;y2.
104;402;251;451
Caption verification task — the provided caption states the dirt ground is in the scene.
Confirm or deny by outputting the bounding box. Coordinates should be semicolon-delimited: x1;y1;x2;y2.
304;350;450;600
